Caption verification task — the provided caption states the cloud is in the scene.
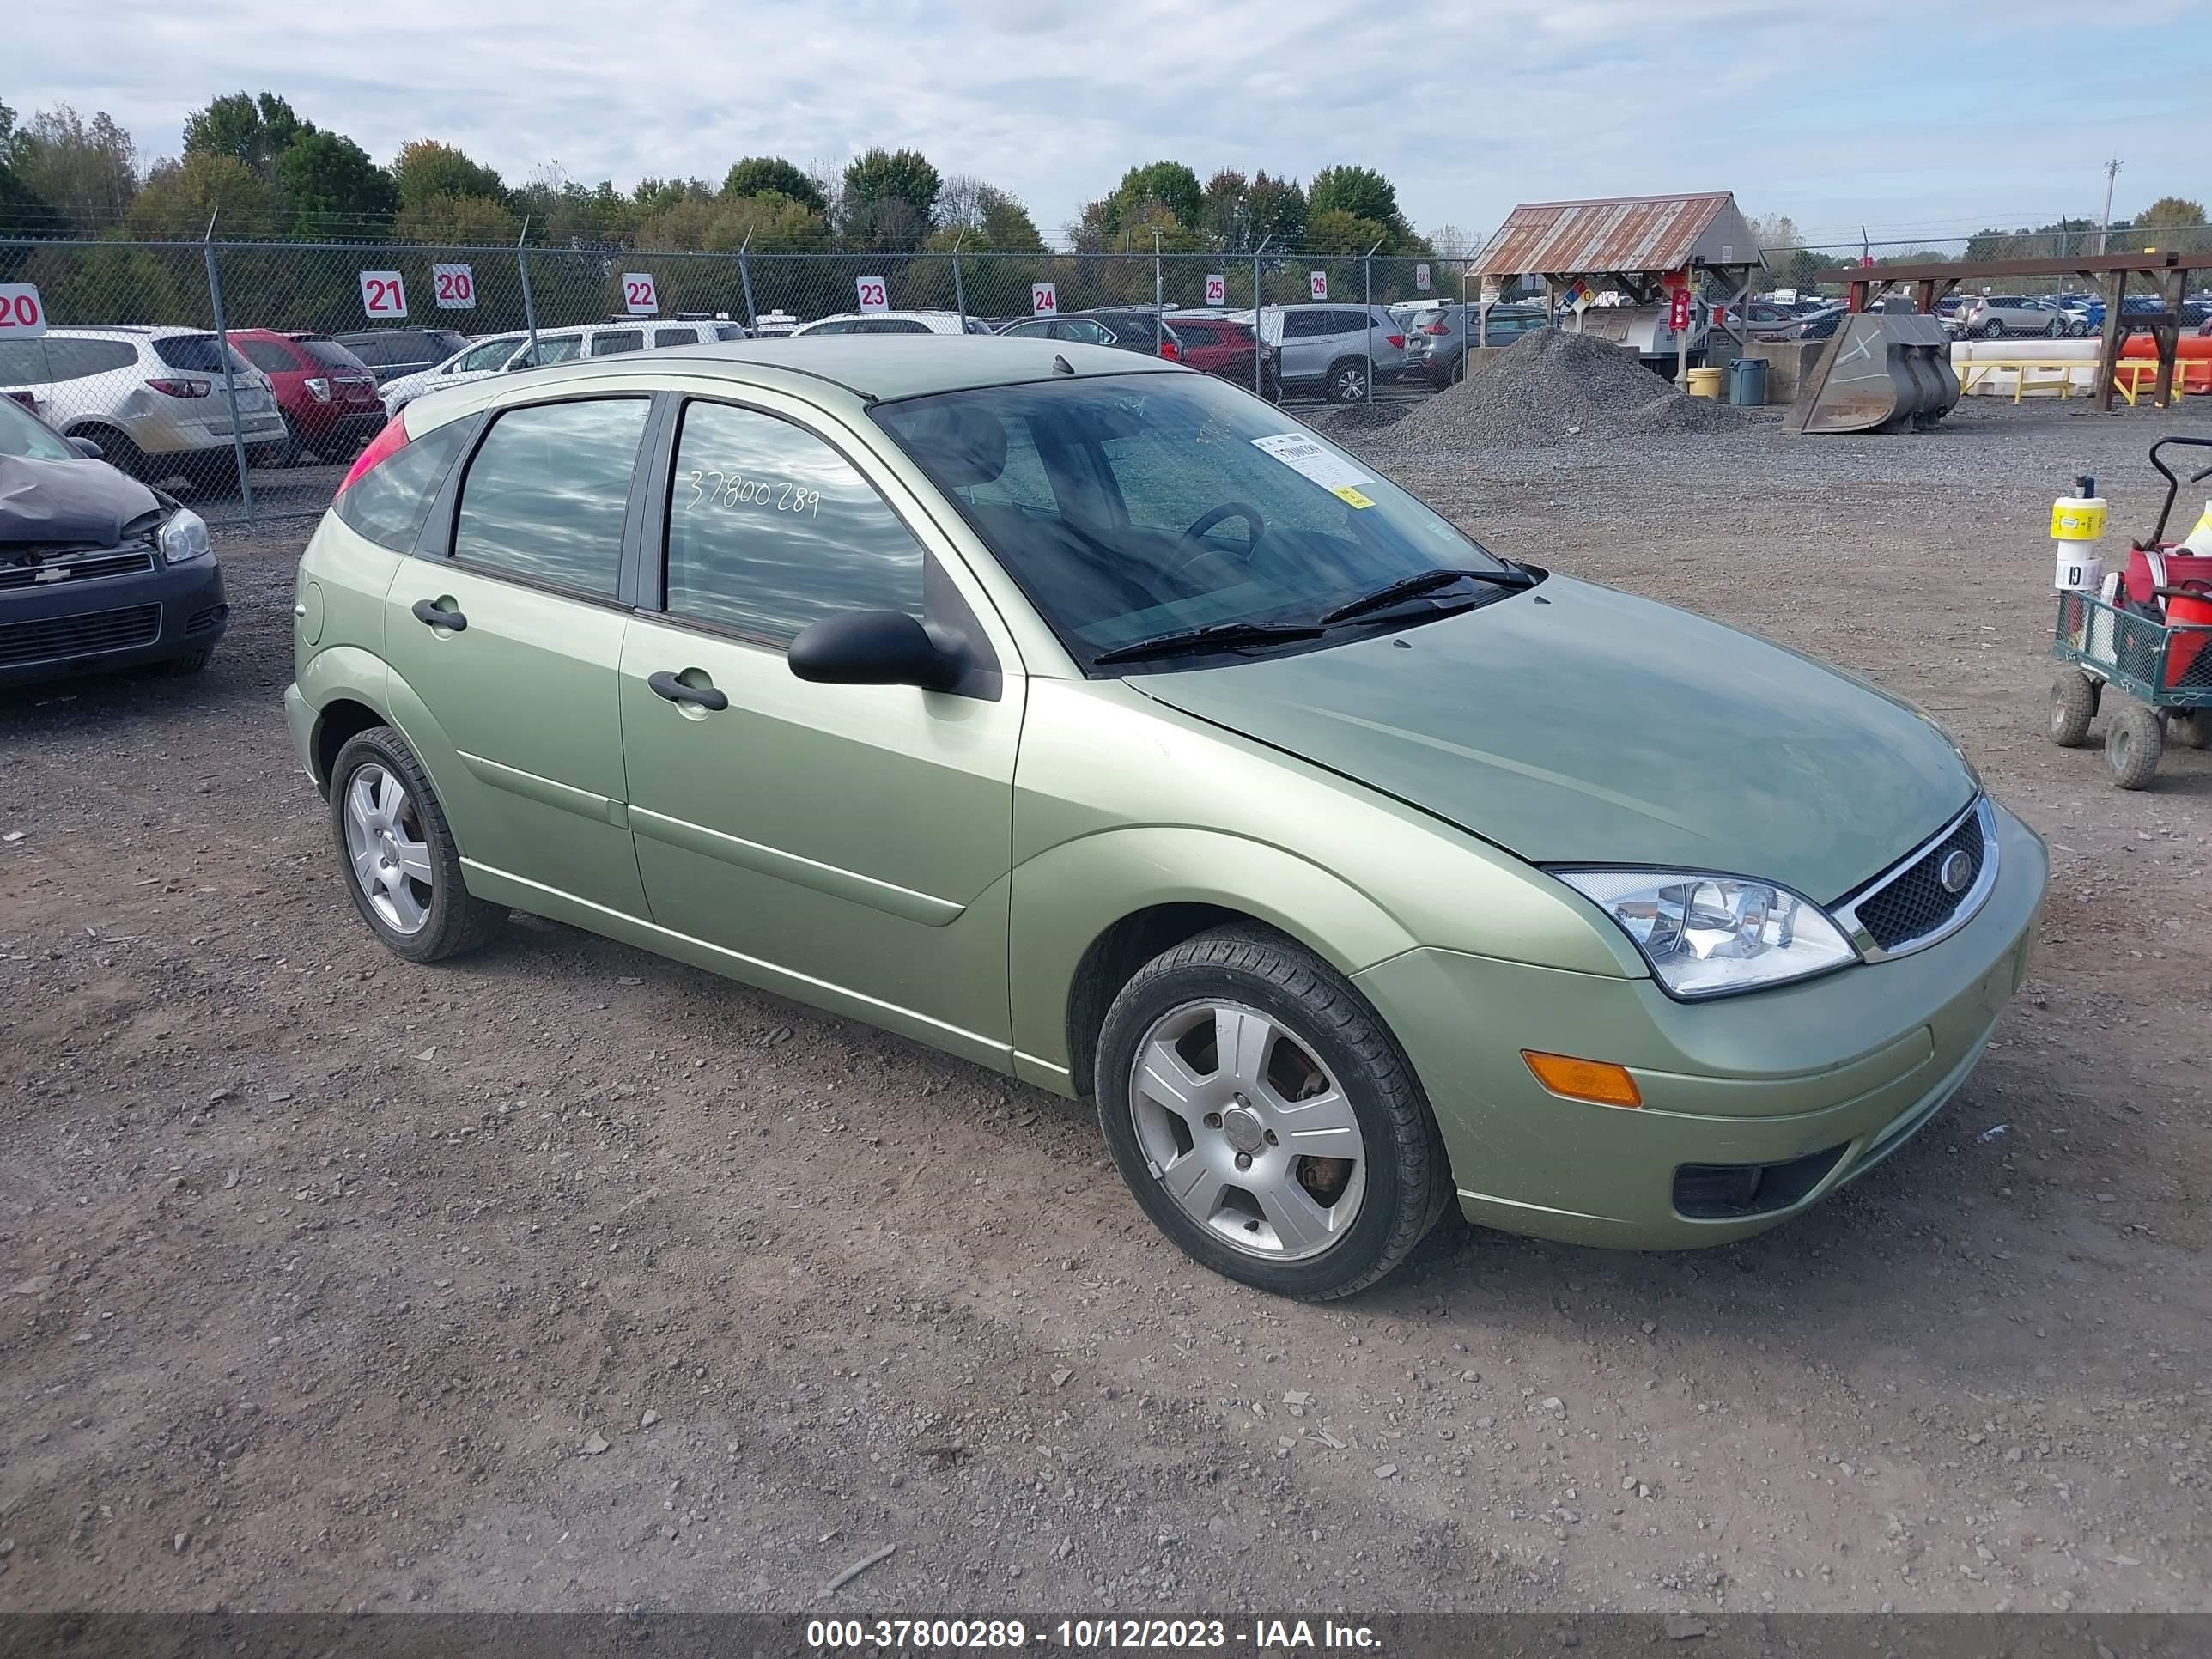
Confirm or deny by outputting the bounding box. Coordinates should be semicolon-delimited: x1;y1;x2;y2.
12;0;2210;249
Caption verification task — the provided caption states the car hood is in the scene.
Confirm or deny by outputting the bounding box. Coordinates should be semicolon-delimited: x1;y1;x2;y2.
1130;574;1975;903
0;453;166;548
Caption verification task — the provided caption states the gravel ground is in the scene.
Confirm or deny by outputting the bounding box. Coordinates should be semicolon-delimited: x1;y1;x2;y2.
3;398;2210;1616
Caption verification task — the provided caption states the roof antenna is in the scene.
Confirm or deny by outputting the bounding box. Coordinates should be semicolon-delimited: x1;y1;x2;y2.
1052;353;1075;375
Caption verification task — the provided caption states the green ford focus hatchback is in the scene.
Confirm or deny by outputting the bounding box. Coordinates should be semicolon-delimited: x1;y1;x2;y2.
288;337;2046;1298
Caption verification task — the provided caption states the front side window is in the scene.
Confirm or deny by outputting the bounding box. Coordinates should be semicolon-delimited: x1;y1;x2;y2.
451;398;649;595
1281;311;1328;338
452;337;521;373
515;335;583;367
665;400;925;642
1000;319;1050;339
876;372;1515;672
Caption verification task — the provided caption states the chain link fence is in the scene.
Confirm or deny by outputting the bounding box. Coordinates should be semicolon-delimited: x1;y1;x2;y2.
0;236;1484;526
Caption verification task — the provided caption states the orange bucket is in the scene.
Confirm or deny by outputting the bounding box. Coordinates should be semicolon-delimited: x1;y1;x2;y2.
2161;582;2212;686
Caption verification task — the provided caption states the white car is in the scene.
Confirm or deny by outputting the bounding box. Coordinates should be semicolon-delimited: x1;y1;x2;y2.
790;310;995;337
0;325;284;489
379;319;742;417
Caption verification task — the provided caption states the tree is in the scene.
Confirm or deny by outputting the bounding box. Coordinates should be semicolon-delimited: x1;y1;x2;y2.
1109;161;1202;238
393;191;519;245
14;105;138;234
1304;207;1389;256
2136;196;2207;228
273;128;393;234
841;147;941;246
182;93;302;173
633;176;713;217
1194;168;1307;253
125;152;272;240
720;155;824;214
0;100;56;231
1306;165;1406;244
392;140;504;209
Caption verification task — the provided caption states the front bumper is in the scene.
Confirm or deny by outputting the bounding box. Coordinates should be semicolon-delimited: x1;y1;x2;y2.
1353;802;2048;1249
0;558;228;686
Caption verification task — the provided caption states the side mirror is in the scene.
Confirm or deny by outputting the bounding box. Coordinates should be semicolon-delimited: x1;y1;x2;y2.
69;436;104;460
788;610;963;692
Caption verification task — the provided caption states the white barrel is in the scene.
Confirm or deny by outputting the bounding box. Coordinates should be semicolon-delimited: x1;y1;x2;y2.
2054;550;2103;592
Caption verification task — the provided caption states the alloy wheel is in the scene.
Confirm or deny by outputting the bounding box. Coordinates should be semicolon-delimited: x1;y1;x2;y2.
1127;1000;1367;1261
343;763;434;934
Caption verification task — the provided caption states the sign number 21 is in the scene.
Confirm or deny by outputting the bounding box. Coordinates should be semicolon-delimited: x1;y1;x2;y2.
359;270;407;318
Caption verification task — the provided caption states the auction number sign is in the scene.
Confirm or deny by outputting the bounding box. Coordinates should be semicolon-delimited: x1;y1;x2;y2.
622;272;659;315
1204;272;1226;305
855;276;889;313
359;270;408;319
1030;282;1057;315
1309;270;1328;301
0;283;48;337
432;263;477;310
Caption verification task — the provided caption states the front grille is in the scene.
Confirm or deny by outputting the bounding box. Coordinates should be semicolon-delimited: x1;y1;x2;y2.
1674;1144;1849;1219
0;549;157;591
0;603;161;668
1853;810;1986;952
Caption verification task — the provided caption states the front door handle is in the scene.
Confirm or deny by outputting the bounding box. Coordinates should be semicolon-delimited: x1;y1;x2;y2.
412;598;467;632
647;670;729;713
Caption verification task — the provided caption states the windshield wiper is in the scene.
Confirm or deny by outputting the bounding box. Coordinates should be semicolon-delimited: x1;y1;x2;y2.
1092;619;1326;665
1318;564;1534;626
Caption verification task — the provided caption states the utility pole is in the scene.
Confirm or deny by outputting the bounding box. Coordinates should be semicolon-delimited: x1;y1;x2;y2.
2098;158;2122;254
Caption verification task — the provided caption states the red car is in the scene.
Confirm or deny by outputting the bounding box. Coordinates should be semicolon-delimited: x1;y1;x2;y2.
1165;315;1282;401
227;330;386;466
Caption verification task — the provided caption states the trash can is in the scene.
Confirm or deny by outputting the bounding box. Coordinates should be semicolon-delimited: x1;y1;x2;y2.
1685;367;1724;400
1728;357;1769;407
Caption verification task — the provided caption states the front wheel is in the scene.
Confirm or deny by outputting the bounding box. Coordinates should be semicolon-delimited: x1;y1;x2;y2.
329;726;507;962
1326;358;1370;404
2049;668;2099;746
1094;927;1447;1300
1980;320;2006;338
2106;702;2164;789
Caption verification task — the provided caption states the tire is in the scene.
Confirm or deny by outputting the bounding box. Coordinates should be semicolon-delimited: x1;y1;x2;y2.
184;451;246;497
1093;925;1446;1300
1326;358;1370;404
1980;320;2005;339
74;425;149;480
161;648;213;675
2049;669;2099;746
276;414;307;469
328;726;507;963
2172;710;2212;750
2044;319;2062;338
2105;702;2164;789
1451;352;1469;385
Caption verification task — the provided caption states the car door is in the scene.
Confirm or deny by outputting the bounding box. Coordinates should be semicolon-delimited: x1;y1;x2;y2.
380;393;655;919
617;390;1024;1066
1279;308;1330;380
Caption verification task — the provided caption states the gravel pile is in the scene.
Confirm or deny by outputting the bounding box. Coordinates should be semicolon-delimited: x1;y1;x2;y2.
1302;399;1416;434
1391;327;1737;448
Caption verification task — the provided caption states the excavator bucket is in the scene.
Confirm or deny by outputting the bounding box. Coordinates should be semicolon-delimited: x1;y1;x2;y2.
1785;313;1960;434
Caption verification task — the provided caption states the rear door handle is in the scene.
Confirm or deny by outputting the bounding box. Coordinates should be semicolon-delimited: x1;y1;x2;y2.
648;670;729;713
412;598;467;632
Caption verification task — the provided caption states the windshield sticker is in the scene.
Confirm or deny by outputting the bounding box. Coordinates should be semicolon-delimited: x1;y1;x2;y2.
1250;432;1373;495
1331;486;1376;509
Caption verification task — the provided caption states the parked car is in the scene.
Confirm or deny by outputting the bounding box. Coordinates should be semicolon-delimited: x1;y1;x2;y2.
1161;313;1280;398
0;325;285;491
1245;304;1411;403
333;328;471;386
285;337;2045;1298
228;330;385;465
1402;304;1551;388
0;391;227;684
1957;295;2068;338
999;309;1187;363
792;310;995;337
378;320;733;418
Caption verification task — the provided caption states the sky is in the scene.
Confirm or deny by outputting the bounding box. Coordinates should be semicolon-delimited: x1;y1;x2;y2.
12;0;2212;252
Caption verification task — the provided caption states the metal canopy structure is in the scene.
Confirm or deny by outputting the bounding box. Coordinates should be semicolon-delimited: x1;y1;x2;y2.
1474;192;1766;353
1812;251;2212;410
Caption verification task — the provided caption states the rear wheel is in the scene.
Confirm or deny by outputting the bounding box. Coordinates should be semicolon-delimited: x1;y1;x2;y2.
1326;358;1370;404
329;726;507;963
2049;669;2099;746
1094;926;1446;1300
1980;320;2006;338
2106;702;2164;789
2043;318;2062;338
74;426;148;480
276;414;307;468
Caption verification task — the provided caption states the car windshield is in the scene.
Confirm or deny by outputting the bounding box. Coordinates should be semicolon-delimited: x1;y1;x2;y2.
0;395;77;462
299;338;368;370
874;371;1516;672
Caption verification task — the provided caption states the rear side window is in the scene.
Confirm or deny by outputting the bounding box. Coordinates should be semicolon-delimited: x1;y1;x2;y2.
654;326;696;348
237;338;298;374
858;319;928;334
333;419;473;552
451;398;649;596
154;335;238;373
592;330;643;356
665;400;925;641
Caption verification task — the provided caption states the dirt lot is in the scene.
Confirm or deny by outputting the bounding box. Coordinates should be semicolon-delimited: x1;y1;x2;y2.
3;398;2209;1616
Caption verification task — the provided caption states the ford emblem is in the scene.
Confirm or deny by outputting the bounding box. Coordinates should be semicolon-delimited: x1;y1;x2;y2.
1938;849;1974;895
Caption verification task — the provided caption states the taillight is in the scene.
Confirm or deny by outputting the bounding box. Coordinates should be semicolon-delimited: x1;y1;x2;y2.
147;378;210;398
1422;321;1449;335
1159;339;1181;362
1385;334;1406;349
337;416;408;496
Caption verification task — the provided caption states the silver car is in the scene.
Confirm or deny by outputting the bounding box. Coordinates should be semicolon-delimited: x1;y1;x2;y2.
0;325;284;488
1245;304;1411;403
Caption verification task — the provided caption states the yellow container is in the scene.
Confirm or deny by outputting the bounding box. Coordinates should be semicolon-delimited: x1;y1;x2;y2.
1686;367;1724;400
2050;496;2107;542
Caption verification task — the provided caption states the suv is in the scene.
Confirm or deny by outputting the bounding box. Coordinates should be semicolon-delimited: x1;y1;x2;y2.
229;330;385;465
1162;313;1281;398
0;325;285;490
333;328;471;386
1403;305;1551;387
377;321;735;418
1246;305;1409;403
792;310;995;337
1957;295;2066;338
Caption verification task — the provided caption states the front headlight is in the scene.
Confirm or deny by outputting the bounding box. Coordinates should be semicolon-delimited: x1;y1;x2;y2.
1553;869;1858;999
158;507;213;565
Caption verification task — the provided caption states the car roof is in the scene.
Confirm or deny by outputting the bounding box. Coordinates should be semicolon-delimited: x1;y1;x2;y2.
420;336;1182;411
